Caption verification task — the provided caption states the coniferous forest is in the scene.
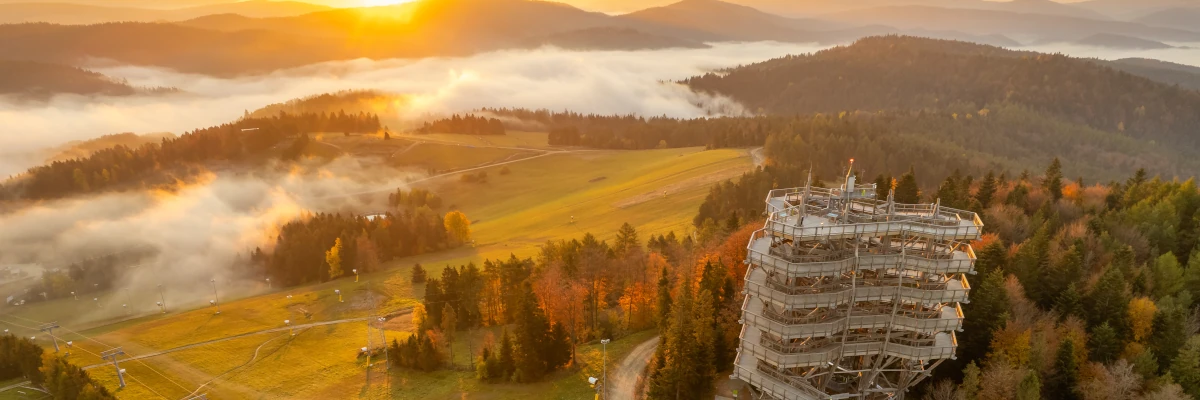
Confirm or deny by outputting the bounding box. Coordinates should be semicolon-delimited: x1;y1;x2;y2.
417;114;506;135
256;207;465;287
0;111;381;201
684;155;1200;399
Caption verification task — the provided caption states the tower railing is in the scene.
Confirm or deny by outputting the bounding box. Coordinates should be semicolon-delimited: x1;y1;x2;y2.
747;275;970;308
745;230;977;277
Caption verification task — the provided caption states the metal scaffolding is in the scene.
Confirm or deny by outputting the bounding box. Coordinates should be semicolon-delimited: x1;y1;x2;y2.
732;162;983;400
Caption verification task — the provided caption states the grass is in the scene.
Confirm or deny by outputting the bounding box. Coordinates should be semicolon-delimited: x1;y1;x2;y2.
395;131;554;150
0;142;751;399
390;142;535;173
433;147;751;262
0;387;48;400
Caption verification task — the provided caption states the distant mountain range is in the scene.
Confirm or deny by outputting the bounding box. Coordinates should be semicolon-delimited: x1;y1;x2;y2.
0;0;1197;81
519;27;709;51
0;1;332;24
1135;6;1200;32
821;5;1200;43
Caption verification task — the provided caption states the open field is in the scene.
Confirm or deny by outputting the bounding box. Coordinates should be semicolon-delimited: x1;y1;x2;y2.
388;141;537;173
394;131;554;150
0;139;754;398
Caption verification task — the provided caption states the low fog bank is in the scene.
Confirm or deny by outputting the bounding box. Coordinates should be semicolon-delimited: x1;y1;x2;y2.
0;157;414;322
1019;43;1200;65
0;42;827;177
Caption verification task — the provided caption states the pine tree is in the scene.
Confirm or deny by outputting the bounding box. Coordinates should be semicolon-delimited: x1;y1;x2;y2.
873;174;890;201
1086;267;1130;334
1185;247;1200;295
512;281;551;382
1152;305;1190;372
960;361;981;400
411;263;427;283
937;173;962;208
959;270;1009;364
498;329;515;381
1046;245;1084;309
895;167;920;203
1016;370;1041;400
1044;157;1064;201
976;171;998;208
656;266;672;328
1088;322;1121;363
1152;253;1185;299
614;222;640;256
650;279;697;399
692;289;717;389
1054;283;1083;320
546;322;571;370
1046;338;1081;400
974;240;1008;275
1170;335;1200;398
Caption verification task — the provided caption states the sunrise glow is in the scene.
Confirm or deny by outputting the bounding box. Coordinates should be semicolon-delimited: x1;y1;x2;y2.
360;0;415;6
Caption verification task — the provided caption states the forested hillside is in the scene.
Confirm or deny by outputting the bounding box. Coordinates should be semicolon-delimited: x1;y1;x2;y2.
0;60;136;98
484;105;1197;184
0;111;381;200
687;156;1200;399
1102;58;1200;91
684;36;1200;153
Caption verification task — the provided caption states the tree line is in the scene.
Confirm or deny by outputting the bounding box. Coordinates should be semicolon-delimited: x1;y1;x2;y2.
253;207;470;287
0;335;115;399
2;111;382;201
416;114;505;135
487;104;1195;186
380;216;752;396
26;252;144;304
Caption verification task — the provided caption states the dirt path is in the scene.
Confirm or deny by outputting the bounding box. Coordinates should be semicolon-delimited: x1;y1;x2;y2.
750;147;765;167
609;335;660;400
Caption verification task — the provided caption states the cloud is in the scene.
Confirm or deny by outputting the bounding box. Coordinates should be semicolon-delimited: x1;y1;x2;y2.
1018;43;1200;66
0;42;828;177
0;157;416;318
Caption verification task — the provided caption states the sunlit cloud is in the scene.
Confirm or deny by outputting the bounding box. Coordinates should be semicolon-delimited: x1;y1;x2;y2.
0;42;828;176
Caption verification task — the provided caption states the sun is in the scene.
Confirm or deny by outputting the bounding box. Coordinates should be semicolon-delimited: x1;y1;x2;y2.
360;0;416;6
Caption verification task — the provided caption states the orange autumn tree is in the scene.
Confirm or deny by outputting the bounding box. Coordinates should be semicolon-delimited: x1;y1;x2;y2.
719;223;759;287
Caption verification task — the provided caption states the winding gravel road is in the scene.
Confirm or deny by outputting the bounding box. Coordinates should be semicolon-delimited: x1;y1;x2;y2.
608;335;660;400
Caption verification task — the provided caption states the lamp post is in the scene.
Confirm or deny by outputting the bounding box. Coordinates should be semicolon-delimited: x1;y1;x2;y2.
157;284;167;313
335;289;342;303
600;339;610;400
71;291;77;300
266;278;271;289
353;269;359;282
285;319;293;336
210;279;221;315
